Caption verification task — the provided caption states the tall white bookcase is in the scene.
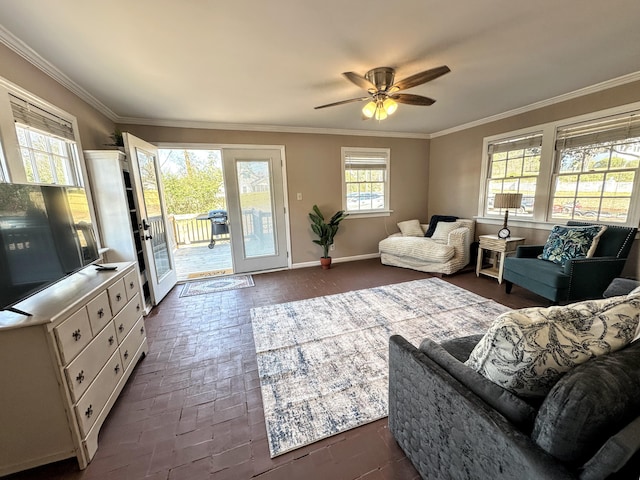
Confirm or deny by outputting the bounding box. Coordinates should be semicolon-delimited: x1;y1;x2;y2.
84;150;150;312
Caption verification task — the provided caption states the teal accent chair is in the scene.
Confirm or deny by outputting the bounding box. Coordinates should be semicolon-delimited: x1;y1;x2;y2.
504;221;638;303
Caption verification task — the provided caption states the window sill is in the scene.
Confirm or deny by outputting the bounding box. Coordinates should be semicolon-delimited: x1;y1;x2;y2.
345;210;393;219
475;216;640;234
474;216;556;231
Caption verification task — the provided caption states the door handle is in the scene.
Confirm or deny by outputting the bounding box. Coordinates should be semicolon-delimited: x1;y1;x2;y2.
142;219;150;230
144;234;153;240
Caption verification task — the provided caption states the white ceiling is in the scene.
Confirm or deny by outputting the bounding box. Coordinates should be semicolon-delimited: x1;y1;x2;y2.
1;1;640;137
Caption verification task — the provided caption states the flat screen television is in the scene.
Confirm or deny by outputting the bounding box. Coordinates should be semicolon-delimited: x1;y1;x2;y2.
0;183;99;313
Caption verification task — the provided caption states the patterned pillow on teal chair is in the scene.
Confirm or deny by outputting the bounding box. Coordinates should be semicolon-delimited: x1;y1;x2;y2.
539;224;607;266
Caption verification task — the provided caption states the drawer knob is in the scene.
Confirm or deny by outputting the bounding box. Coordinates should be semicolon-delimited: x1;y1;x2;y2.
72;329;82;341
98;308;104;318
116;293;122;302
123;350;129;360
119;323;124;333
114;364;120;374
129;281;135;289
108;335;114;346
136;304;141;311
85;404;93;418
76;370;85;384
140;326;144;335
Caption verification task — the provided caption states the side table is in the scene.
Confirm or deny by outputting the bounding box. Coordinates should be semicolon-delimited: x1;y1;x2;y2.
476;234;525;284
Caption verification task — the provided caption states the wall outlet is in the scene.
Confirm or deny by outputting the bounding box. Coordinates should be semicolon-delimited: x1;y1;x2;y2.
330;244;335;251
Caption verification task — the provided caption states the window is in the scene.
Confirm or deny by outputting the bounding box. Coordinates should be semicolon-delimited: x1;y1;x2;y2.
485;134;542;218
551;114;640;224
342;147;390;214
480;102;640;228
10;94;80;186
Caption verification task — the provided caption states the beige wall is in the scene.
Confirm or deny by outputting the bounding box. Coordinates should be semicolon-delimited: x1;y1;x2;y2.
118;124;429;264
429;81;640;278
0;44;115;150
2;40;636;275
0;44;429;265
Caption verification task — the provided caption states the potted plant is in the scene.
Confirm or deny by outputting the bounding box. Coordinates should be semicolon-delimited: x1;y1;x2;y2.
105;128;124;149
309;204;348;269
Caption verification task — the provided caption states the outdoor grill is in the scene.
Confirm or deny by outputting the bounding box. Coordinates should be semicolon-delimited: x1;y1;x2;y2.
199;209;229;249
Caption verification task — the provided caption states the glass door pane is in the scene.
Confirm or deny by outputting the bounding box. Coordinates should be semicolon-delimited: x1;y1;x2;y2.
123;132;177;305
221;148;289;273
136;149;171;280
236;160;276;258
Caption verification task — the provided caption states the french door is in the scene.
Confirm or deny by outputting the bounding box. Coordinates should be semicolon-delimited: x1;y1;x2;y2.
221;148;289;273
123;133;177;304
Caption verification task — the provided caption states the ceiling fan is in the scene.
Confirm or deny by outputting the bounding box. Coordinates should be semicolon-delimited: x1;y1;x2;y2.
314;65;450;120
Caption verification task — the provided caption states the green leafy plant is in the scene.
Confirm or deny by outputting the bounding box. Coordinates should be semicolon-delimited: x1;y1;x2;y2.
309;204;348;258
106;128;124;147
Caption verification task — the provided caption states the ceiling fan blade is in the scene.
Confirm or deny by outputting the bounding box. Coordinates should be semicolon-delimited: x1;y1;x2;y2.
342;71;376;91
390;93;436;106
314;97;370;109
392;65;451;91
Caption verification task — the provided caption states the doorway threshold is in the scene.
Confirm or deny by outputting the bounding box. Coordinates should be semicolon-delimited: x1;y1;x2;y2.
174;242;233;283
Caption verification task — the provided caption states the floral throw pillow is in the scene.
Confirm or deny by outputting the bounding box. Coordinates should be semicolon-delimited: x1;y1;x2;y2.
539;225;607;265
465;295;640;398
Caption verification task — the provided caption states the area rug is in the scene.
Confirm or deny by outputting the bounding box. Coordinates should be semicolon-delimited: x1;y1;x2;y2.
250;277;510;457
186;268;233;279
180;275;254;297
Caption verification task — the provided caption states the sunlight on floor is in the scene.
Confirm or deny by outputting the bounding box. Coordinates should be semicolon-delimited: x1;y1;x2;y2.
173;241;233;282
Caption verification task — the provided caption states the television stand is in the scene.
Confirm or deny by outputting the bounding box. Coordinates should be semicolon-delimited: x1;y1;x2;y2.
0;261;148;476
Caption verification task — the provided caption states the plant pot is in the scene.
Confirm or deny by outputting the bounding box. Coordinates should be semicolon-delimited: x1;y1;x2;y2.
320;257;332;270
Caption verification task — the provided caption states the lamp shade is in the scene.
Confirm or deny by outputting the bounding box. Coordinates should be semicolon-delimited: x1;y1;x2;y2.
362;101;376;118
493;193;523;210
383;98;398;115
374;104;388;120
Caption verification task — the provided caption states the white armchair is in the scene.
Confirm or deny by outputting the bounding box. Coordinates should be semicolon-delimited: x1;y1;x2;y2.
379;218;475;275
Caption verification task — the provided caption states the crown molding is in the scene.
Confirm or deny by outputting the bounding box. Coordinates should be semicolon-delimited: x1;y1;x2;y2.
0;25;428;139
0;25;119;122
116;116;431;139
0;25;429;139
3;23;639;141
430;71;640;138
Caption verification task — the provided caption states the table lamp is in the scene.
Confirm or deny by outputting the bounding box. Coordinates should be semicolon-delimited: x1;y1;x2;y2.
493;193;523;239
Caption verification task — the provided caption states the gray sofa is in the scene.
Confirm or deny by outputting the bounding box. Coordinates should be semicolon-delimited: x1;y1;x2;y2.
389;335;640;479
389;282;640;480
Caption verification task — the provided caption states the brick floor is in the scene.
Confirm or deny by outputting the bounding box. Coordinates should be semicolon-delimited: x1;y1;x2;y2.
6;259;546;480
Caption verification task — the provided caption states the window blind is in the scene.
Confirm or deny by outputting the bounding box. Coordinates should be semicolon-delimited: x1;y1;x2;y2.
9;94;75;141
344;150;388;170
488;134;542;154
555;112;640;150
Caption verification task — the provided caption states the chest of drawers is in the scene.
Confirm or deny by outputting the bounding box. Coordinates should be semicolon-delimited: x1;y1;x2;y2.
0;262;148;476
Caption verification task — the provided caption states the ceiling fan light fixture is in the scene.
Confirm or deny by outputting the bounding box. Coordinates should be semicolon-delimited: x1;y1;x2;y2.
383;98;398;115
315;64;450;120
362;101;377;118
374;102;388;120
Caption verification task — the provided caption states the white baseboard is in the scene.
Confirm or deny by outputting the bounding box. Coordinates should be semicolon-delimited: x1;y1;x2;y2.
292;253;381;269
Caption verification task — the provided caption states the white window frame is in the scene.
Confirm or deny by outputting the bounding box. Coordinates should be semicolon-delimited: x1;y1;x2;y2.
478;101;640;229
0;77;84;186
341;147;391;217
483;132;544;219
549;113;640;224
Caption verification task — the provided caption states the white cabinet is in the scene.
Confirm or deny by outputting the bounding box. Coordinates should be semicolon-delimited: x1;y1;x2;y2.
84;150;151;312
0;262;148;476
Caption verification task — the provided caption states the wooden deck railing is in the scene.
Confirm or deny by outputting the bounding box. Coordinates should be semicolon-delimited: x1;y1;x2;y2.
168;209;273;246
